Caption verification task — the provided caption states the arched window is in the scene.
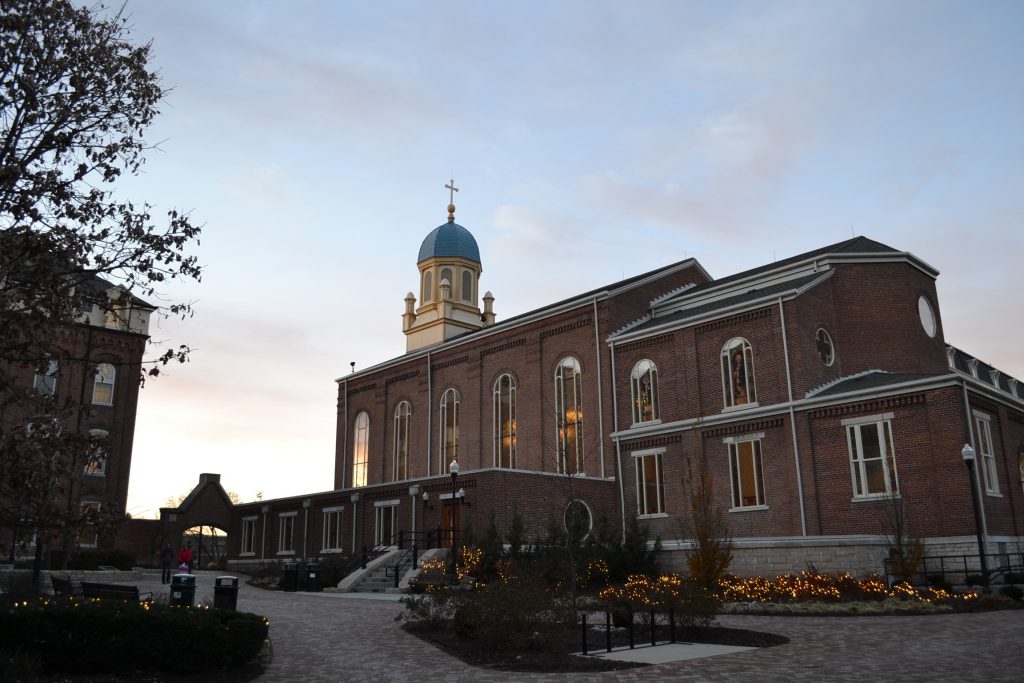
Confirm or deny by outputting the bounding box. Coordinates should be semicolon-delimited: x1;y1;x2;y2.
352;412;369;488
85;429;108;477
92;363;116;405
555;357;583;473
721;338;756;407
439;388;460;473
630;360;659;424
393;401;411;481
493;374;516;468
461;269;473;303
440;267;453;299
422;270;432;303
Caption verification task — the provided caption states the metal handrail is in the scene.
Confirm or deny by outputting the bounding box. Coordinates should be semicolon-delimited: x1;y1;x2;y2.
884;551;1023;587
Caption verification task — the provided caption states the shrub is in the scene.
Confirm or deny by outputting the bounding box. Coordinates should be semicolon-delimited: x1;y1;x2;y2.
1003;572;1024;585
0;598;268;676
450;575;573;651
965;574;988;587
599;573;720;629
999;585;1023;602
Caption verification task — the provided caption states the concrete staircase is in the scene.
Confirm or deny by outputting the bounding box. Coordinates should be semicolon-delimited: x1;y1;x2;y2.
351;562;399;593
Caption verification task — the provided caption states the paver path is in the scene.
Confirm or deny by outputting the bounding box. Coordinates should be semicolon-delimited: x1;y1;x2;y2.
139;571;1023;682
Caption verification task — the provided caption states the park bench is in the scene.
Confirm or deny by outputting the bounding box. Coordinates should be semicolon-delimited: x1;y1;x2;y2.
51;575;79;597
81;582;152;601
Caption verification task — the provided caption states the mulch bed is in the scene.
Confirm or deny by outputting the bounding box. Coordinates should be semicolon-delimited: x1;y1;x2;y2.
402;622;788;673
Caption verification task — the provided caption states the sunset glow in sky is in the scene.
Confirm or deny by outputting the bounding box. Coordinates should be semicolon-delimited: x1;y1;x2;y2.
119;0;1024;518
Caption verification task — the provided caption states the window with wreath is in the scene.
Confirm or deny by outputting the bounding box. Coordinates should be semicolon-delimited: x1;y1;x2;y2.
494;374;516;468
92;363;116;405
721;337;756;407
630;360;659;424
727;437;765;508
634;449;665;515
393;401;410;481
555;357;584;474
322;507;344;551
240;516;257;555
84;429;108;477
845;413;898;497
973;411;999;495
352;412;369;488
277;512;296;553
439;388;460;473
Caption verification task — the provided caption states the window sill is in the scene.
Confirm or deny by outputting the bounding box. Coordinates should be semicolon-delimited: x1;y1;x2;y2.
851;494;900;502
321;548;345;554
721;402;760;414
637;513;668;519
630;419;662;429
729;505;769;513
84;472;105;478
91;402;113;408
276;551;295;556
985;492;1003;498
239;552;255;557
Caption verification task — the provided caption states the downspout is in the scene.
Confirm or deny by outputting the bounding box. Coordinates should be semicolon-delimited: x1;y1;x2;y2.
778;297;808;536
341;379;349;489
610;340;626;541
592;297;606;477
426;351;433;477
962;380;989;541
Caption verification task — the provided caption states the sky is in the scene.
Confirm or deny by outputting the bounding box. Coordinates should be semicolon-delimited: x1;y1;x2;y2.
114;0;1024;519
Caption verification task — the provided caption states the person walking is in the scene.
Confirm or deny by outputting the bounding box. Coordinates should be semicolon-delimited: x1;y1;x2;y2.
178;542;193;574
159;545;174;583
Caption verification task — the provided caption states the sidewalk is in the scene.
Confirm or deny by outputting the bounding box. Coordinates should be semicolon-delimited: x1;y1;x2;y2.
135;571;1024;682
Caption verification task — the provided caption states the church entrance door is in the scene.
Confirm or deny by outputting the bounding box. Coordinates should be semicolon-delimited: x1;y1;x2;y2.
442;501;460;548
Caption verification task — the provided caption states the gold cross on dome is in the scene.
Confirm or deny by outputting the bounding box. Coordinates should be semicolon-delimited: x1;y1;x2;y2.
445;178;459;204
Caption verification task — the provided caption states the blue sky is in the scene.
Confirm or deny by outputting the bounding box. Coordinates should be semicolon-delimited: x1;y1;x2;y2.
118;0;1024;517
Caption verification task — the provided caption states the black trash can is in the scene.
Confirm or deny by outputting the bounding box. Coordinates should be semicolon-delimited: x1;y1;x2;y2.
282;562;298;592
305;561;321;592
214;576;239;610
170;573;196;607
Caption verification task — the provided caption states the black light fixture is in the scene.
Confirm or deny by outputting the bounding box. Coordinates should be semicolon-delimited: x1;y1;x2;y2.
961;443;990;590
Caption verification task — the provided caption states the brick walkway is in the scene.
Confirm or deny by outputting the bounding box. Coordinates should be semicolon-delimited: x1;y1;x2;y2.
140;571;1023;682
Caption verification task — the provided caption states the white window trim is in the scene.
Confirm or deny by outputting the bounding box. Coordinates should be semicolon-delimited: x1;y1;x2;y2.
726;437;767;509
373;499;400;508
321;506;344;552
277;511;297;555
240;515;258;556
633;447;665;516
972;410;1000;496
844;413;898;498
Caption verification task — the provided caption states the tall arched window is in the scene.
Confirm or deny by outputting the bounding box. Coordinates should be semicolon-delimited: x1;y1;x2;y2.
461;269;473;303
721;337;757;407
91;363;116;405
352;411;369;488
439;388;460;473
555;357;583;473
422;270;432;303
393;401;410;481
630;360;659;424
493;374;516;468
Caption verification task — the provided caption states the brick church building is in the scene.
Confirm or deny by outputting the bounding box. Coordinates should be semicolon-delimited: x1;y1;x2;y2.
228;201;1024;577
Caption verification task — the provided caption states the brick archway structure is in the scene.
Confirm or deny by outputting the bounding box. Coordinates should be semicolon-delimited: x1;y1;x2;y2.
156;473;235;565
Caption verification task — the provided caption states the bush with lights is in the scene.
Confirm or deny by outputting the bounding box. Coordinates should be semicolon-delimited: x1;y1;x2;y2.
0;597;269;676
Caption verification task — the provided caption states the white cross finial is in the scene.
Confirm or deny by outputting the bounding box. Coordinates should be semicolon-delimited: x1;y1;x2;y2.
445;178;459;204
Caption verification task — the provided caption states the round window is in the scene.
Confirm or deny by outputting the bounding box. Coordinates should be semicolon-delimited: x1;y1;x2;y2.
564;499;593;544
918;296;937;338
815;328;835;366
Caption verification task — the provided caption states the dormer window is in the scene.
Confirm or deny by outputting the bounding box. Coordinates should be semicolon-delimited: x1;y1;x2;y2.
967;358;979;379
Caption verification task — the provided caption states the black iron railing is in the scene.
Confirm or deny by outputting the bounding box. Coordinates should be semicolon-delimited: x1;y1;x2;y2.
884;551;1024;587
578;607;679;656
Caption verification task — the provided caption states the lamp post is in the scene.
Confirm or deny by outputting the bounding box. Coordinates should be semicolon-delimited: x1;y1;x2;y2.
961;444;990;589
449;459;459;580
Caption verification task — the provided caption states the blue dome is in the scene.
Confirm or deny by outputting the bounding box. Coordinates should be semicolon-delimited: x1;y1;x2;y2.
417;222;480;263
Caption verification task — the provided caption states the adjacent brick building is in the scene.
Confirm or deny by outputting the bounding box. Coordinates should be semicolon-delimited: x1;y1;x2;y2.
229;208;1024;578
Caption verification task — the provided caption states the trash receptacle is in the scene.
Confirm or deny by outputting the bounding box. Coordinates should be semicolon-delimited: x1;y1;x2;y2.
170;573;196;607
282;562;298;592
305;561;321;592
214;576;239;609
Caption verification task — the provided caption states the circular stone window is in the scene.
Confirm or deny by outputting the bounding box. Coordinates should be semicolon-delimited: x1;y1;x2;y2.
815;328;835;366
564;499;593;544
918;296;937;338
